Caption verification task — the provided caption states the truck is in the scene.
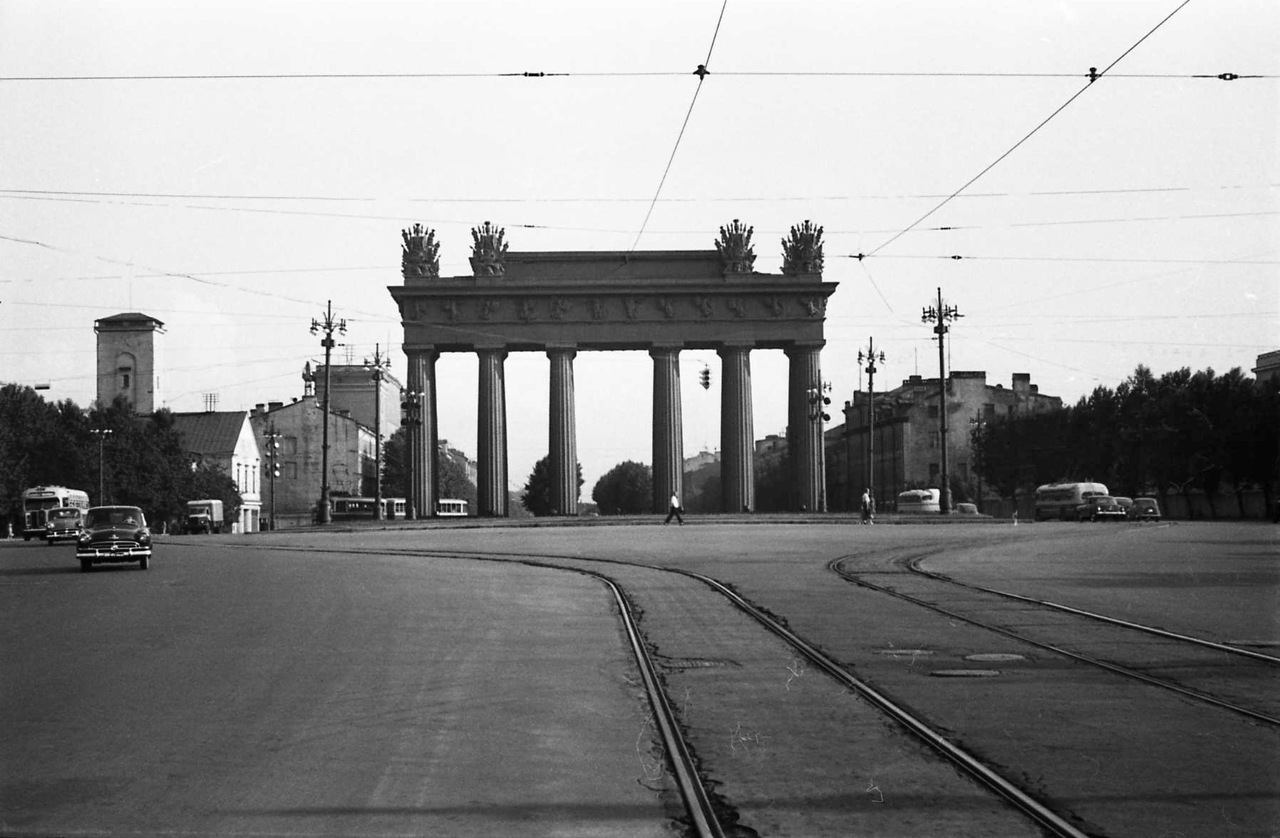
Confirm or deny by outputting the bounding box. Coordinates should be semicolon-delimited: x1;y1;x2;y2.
185;499;224;534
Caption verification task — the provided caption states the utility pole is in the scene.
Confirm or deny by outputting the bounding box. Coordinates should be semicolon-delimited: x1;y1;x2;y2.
365;344;391;520
263;422;281;530
310;301;346;525
858;338;885;507
922;287;962;514
90;427;112;505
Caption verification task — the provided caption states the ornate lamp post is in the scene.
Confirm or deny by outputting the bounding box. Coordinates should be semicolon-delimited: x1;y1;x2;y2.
310;301;346;525
262;422;280;534
807;381;831;513
922;288;962;514
401;388;423;520
365;344;391;520
857;339;885;507
90;427;112;505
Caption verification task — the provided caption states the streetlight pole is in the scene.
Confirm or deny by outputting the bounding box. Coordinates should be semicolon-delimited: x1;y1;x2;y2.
858;338;885;508
922;287;962;514
365;344;391;520
90;427;112;505
401;389;423;520
310;301;346;525
263;422;281;530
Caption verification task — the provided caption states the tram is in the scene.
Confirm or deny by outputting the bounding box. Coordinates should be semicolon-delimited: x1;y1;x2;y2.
436;498;468;517
330;496;407;520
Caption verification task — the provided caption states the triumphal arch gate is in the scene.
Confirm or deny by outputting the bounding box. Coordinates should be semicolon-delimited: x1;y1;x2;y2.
389;220;836;517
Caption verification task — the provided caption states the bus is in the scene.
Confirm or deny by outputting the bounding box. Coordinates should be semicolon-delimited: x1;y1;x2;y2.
897;488;941;514
330;497;407;520
1034;482;1109;521
436;498;468;517
21;486;90;540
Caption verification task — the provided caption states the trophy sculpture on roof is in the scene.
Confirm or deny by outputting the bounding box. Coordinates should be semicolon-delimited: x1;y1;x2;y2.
781;220;824;276
470;222;509;277
715;219;756;276
401;223;440;279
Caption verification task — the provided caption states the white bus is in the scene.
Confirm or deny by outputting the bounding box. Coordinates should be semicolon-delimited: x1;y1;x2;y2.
21;485;90;540
897;488;941;514
1034;482;1109;521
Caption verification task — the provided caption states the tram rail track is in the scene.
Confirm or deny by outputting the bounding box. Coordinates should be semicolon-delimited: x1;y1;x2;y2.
830;551;1280;727
232;541;1093;838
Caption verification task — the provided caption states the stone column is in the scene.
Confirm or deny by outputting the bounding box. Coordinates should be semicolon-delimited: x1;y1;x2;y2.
650;347;684;513
719;345;755;513
548;347;578;516
405;348;439;519
787;344;825;512
477;349;509;517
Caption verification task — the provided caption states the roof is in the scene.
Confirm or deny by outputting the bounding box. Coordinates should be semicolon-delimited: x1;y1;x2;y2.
170;411;250;457
94;312;166;330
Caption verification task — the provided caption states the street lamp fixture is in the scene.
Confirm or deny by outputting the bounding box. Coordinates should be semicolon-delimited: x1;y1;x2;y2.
310;301;346;525
922;287;962;514
857;339;885;507
364;344;392;520
89;427;112;506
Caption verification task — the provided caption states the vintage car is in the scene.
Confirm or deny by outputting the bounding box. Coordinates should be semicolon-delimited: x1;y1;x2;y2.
1075;495;1128;522
76;505;152;571
44;506;84;545
1129;497;1162;521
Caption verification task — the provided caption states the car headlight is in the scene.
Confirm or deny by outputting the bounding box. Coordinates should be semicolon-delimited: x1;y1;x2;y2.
136;530;151;544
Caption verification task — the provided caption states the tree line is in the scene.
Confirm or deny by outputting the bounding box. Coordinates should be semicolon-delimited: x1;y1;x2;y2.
972;365;1279;516
1;385;241;531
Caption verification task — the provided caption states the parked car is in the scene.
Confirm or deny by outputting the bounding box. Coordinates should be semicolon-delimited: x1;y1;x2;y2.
1075;495;1127;522
1113;497;1134;516
44;506;84;545
1129;497;1162;521
76;506;152;571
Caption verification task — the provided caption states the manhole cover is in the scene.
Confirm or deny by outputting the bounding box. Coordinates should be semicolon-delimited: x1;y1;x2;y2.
965;653;1025;662
929;669;1001;678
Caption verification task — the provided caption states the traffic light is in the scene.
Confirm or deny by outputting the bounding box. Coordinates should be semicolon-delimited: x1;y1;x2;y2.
700;366;711;390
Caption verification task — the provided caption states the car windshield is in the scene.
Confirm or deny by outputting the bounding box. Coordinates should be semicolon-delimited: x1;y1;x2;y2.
49;509;80;520
85;508;144;527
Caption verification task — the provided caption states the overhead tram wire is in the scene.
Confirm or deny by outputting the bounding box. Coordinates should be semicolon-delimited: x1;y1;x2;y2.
1;69;1268;83
629;0;729;252
862;0;1198;260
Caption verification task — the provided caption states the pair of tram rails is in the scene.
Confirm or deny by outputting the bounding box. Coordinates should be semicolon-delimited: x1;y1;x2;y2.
253;541;1277;838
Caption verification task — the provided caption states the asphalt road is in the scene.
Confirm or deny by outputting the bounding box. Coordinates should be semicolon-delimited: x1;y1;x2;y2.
2;519;1277;837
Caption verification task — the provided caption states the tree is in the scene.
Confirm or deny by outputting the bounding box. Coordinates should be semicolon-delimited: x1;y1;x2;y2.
592;461;652;515
521;455;582;517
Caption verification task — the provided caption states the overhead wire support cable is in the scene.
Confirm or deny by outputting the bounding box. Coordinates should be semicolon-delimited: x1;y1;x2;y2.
629;0;728;251
864;0;1197;259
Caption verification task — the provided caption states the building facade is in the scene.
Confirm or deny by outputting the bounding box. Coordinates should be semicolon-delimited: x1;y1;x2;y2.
169;411;263;533
310;363;404;444
833;371;1063;512
249;398;376;528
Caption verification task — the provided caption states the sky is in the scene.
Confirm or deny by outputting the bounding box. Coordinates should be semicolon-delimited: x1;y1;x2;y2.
2;0;1277;494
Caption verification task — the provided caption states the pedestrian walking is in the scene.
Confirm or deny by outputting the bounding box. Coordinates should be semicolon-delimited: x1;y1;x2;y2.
664;491;684;525
860;488;874;525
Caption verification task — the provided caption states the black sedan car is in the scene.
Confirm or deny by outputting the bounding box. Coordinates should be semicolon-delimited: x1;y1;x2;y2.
76;506;152;571
1075;495;1128;522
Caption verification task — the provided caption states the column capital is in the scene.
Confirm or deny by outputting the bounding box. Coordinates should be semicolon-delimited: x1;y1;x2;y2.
649;345;683;359
784;340;826;357
546;344;578;358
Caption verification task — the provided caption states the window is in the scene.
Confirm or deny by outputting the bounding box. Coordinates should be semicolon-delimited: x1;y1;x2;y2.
285;463;298;480
284;436;298;455
929;431;940;449
984;403;995;421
